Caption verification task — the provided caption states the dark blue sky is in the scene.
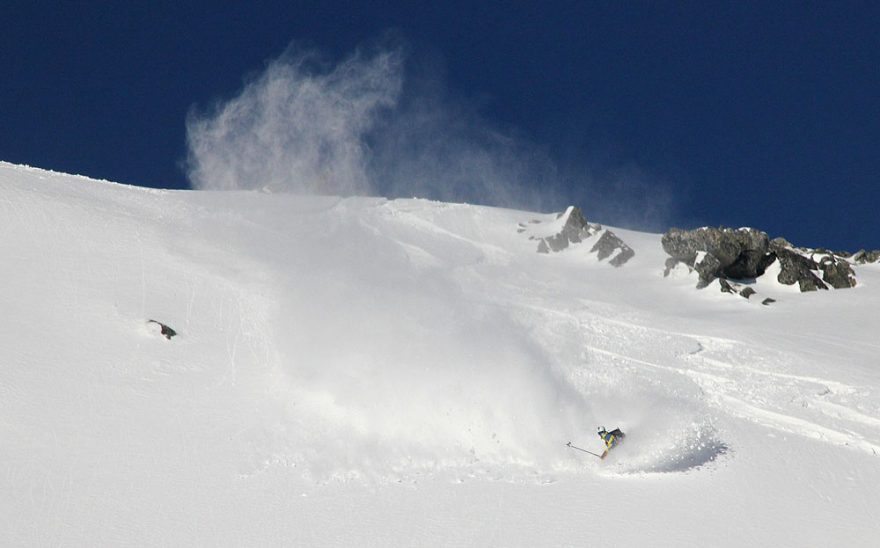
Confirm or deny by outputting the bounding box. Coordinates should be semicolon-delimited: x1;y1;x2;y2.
2;2;878;250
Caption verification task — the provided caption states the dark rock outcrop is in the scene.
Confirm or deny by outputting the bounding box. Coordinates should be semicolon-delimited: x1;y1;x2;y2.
770;245;827;291
740;287;757;299
768;239;857;290
719;279;736;294
662;226;865;296
536;207;600;253
852;249;880;264
818;255;857;289
662;227;771;286
591;230;635;267
717;278;757;300
694;252;723;288
528;206;634;267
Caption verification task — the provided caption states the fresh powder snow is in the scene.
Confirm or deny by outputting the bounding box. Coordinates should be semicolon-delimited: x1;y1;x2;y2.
1;161;878;546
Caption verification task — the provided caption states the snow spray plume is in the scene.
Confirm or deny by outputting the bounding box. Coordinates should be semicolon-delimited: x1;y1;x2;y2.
185;42;561;211
186;40;672;229
572;164;675;233
186;45;403;194
365;58;561;210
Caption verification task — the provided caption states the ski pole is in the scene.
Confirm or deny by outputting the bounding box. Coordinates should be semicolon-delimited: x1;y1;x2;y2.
566;441;604;459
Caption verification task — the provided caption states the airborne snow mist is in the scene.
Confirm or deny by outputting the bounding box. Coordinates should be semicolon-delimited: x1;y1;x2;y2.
186;40;675;228
185;42;562;210
185;45;403;195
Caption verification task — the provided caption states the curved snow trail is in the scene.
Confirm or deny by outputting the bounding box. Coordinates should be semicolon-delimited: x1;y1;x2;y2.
717;395;880;454
682;336;880;456
566;309;880;458
506;292;880;463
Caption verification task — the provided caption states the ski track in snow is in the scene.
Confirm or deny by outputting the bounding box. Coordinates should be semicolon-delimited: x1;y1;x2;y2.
512;295;880;467
3;163;880;546
552;306;880;459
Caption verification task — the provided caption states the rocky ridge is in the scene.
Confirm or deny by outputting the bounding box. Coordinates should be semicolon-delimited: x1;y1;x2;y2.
662;226;864;301
851;249;880;264
517;206;874;302
519;206;634;267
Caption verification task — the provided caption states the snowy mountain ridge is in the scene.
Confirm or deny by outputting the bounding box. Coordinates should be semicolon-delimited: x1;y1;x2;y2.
2;161;879;546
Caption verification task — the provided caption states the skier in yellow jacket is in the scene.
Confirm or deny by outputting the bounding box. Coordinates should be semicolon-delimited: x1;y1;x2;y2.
597;426;625;459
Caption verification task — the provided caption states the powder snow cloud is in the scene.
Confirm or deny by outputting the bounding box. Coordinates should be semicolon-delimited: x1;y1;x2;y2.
186;39;673;229
186;44;403;196
185;41;557;209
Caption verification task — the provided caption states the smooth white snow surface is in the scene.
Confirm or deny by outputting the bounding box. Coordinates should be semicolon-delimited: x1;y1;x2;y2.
1;162;879;546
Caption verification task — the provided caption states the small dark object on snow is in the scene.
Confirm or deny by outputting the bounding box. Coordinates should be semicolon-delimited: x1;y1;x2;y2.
148;320;177;340
591;230;635;267
597;426;625;459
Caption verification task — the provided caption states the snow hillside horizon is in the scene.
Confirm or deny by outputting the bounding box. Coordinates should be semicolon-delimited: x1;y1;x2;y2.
2;161;879;546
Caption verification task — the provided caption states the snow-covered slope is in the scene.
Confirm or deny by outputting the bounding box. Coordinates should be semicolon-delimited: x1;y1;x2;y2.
2;162;878;546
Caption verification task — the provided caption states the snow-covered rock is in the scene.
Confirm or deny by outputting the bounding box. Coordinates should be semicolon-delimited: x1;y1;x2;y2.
771;244;828;291
852;249;880;264
664;227;862;294
590;229;635;267
531;206;600;252
524;206;633;266
662;226;772;286
818;255;857;289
